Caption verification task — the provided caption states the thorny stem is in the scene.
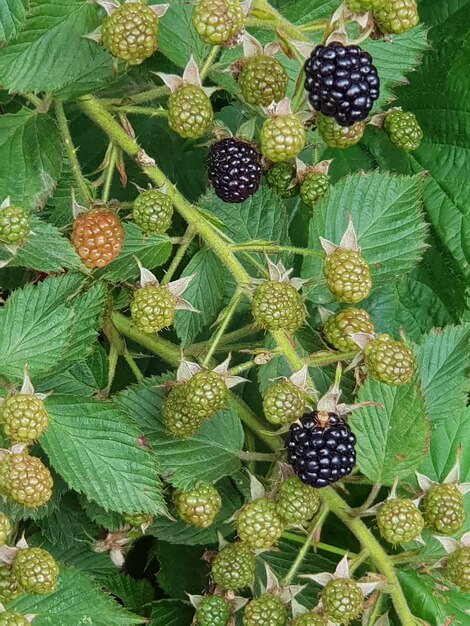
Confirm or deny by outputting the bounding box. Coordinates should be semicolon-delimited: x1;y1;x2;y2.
161;225;196;286
227;360;255;377
99;85;169;107
282;506;329;586
54;100;92;204
282;531;354;558
248;0;309;41
231;243;324;257
102;143;117;203
202;291;244;367
322;487;417;626
106;105;168;117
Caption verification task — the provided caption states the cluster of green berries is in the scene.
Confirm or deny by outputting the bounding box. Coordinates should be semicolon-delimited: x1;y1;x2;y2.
262;380;305;426
266;163;298;198
251;281;306;333
133;189;173;235
101;2;158;65
163;370;228;438
260;114;306;163
168;85;213;139
323;307;374;352
173;482;222;528
131;283;177;334
0;206;30;246
321;578;364;624
347;0;419;35
299;173;330;209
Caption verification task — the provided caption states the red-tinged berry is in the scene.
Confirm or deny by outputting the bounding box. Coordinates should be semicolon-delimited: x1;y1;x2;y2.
6;452;53;508
445;547;470;592
236;497;284;549
195;595;230;626
130;285;176;334
364;333;414;386
347;0;385;12
373;0;419;34
211;542;255;591
287;412;356;488
168;85;213;139
0;567;21;604
316;113;365;148
291;613;328;626
133;189;173;235
173;482;222;528
304;42;379;127
185;371;228;421
207;137;262;203
102;2;158;65
323;307;374;352
0;207;29;246
192;0;244;46
321;578;363;624
252;281;306;332
324;249;372;304
299;173;330;209
71;209;124;269
276;476;321;525
262;380;305;426
0;513;10;547
242;594;288;626
377;498;424;544
266;162;298;198
0;612;28;626
1;394;49;443
384;110;423;152
422;484;466;535
13;548;58;595
260;115;305;162
163;384;204;439
238;55;288;107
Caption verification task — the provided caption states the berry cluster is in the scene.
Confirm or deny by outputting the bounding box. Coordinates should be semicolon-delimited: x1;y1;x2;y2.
71;208;124;269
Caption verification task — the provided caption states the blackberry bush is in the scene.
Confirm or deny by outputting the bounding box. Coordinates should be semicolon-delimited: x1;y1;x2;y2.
0;2;466;625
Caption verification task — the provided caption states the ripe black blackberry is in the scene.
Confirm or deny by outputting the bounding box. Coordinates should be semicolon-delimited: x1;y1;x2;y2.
304;42;380;127
286;411;356;488
207;137;262;203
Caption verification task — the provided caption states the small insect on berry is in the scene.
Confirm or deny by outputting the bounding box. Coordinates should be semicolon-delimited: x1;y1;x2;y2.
71;209;124;269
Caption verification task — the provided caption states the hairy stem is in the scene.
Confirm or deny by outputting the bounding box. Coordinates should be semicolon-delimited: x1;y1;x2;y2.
202;291;244;367
123;349;144;382
106;105;168;117
161;225;195;285
248;0;309;41
282;531;353;558
200;45;221;79
102;143;117;203
307;349;358;366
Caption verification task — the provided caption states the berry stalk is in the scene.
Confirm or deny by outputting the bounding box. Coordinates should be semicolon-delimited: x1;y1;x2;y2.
248;0;310;42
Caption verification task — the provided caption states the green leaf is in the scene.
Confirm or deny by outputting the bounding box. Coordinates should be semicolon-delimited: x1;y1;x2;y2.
11;216;82;272
174;248;229;346
0;0;27;42
105;573;154;616
301;172;427;303
10;568;142;625
80;496;123;532
114;376;244;489
40;346;109;397
350;376;429;485
36;493;98;550
96;223;172;283
0;110;63;210
272;0;340;23
157;1;208;68
0;0;113;97
414;324;470;426
41;395;166;515
156;542;207;600
149;600;194;626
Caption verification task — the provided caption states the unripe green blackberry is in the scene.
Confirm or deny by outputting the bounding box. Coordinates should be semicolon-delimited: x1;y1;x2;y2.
133;189;173;235
0;207;30;246
276;476;321;525
384;111;423;152
377;498;424;544
266;162;298;198
364;333;414;386
299;173;330;209
174;482;221;528
13;548;58;595
0;460;8;496
260;115;306;162
321;578;363;624
252;281;306;332
192;0;244;46
0;514;10;547
168;85;213;139
0;612;28;626
373;0;419;34
163;384;204;438
122;512;153;527
211;542;255;591
422;484;466;535
6;452;53;508
323;307;374;352
0;567;21;604
130;285;176;333
347;0;385;11
323;249;372;304
195;595;230;626
242;594;287;626
262;380;305;426
445;547;470;592
101;2;158;65
238;55;288;107
236;497;284;549
316;114;365;149
291;613;328;626
1;394;49;443
185;371;228;421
